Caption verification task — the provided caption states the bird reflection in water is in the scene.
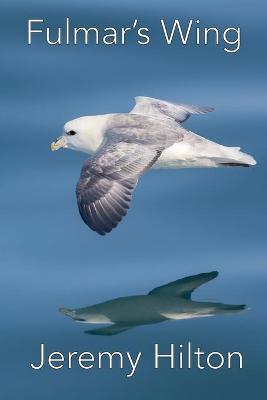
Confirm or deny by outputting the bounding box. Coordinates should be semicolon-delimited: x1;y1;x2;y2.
59;271;246;336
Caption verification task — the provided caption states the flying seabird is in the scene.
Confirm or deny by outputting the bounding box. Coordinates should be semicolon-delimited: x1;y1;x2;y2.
59;271;247;336
51;96;256;235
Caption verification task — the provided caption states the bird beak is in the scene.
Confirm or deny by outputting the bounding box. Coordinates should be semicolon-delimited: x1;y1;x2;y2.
51;136;66;152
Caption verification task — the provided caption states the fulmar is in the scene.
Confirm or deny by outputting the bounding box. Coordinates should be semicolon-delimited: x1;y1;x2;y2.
51;96;256;235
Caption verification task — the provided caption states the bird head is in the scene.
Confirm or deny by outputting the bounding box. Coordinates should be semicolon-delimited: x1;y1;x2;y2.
51;115;106;154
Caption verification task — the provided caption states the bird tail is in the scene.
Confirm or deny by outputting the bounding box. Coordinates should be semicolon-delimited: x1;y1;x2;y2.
215;147;256;167
214;303;247;315
182;131;257;168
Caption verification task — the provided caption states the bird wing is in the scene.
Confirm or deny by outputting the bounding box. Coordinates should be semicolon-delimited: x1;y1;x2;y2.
76;114;183;235
131;96;214;123
76;136;164;235
148;271;219;299
85;322;139;336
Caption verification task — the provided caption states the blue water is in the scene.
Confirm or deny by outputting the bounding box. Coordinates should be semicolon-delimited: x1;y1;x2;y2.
1;0;266;398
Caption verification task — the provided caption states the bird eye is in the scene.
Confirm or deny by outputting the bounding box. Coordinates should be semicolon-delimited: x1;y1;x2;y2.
68;130;77;136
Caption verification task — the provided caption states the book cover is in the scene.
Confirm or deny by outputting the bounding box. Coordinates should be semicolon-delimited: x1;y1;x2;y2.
2;0;265;398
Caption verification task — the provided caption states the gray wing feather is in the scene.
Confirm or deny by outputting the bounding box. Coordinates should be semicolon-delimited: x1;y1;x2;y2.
131;96;214;123
76;114;185;235
148;271;219;298
107;113;184;145
76;138;161;235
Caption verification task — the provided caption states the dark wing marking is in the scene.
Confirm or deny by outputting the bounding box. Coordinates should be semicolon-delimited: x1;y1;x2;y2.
131;96;214;123
76;138;161;235
148;271;219;299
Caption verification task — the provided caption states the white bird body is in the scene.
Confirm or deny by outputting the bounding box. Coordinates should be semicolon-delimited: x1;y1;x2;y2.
51;96;256;235
154;131;255;168
63;113;255;169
